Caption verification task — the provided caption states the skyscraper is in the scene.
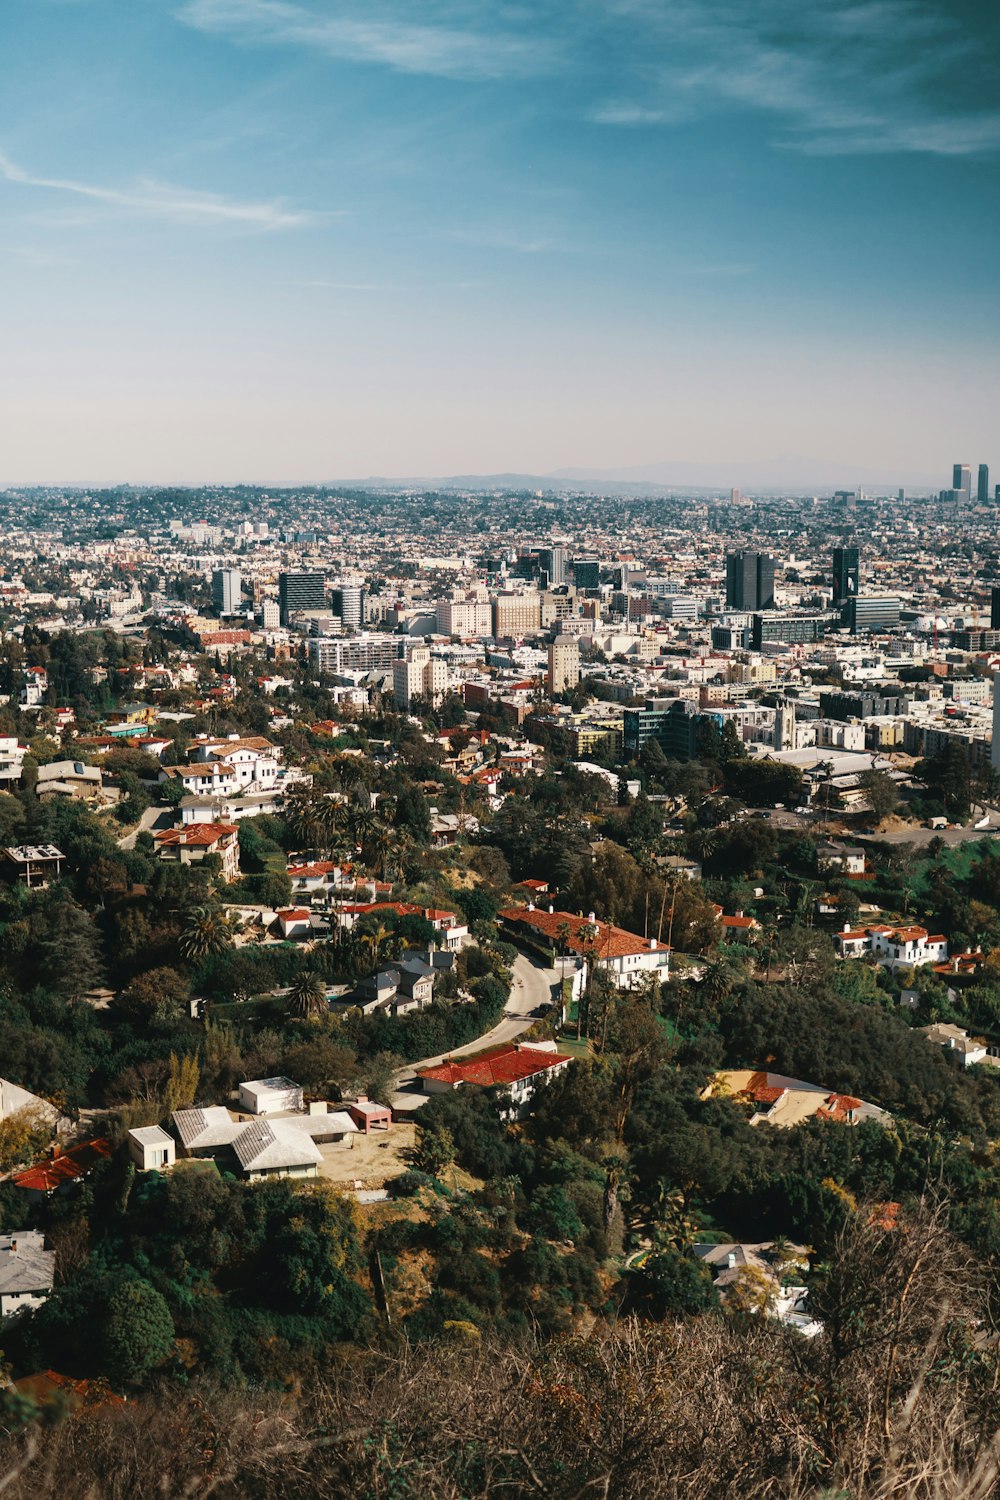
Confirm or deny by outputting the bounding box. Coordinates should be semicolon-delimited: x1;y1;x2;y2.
832;547;859;607
278;570;326;625
211;568;241;616
978;464;990;505
953;463;972;502
725;552;775;611
537;544;566;588
991;586;1000;633
330;583;365;630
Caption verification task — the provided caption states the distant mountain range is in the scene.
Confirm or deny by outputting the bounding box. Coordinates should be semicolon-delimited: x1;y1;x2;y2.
341;457;941;495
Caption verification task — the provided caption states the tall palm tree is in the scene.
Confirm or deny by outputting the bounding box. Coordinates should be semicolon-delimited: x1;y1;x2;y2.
287;970;327;1019
179;906;233;964
363;921;392;968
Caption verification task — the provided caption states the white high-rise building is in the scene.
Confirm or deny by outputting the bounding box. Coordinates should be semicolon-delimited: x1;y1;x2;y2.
212;569;242;616
991;674;1000;773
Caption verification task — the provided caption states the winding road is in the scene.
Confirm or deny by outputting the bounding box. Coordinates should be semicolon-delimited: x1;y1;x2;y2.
390;950;558;1110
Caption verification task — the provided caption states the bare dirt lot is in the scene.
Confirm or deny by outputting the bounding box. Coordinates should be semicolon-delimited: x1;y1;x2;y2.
315;1121;416;1190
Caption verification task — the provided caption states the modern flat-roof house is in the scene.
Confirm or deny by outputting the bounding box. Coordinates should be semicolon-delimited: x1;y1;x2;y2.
128;1125;176;1171
4;845;65;888
347;1097;392;1134
238;1078;304;1116
0;1230;56;1319
153;822;240;882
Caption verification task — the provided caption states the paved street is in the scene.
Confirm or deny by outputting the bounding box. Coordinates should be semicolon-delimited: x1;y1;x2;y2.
390;950;558;1110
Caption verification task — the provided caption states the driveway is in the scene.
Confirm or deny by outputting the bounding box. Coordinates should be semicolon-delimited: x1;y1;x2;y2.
390;950;558;1110
117;804;175;850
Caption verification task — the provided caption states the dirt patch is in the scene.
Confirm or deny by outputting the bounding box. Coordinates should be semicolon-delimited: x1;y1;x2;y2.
315;1121;416;1190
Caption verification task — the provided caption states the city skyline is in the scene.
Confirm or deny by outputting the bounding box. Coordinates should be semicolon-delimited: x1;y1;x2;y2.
2;0;999;483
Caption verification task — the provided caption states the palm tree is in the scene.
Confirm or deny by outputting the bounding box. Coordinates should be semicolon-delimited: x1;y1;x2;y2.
287;970;327;1019
285;789;324;851
362;921;392;968
179;906;233;963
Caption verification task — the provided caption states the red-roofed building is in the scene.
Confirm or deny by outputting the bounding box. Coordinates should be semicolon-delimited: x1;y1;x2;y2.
418;1042;571;1117
497;904;670;988
153;822;239;881
13;1139;112;1198
336;900;468;949
835;922;948;969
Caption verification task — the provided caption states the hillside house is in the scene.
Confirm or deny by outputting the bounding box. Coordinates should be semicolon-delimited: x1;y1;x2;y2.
418;1042;571;1119
0;1230;55;1319
835;923;947;968
497;904;670;989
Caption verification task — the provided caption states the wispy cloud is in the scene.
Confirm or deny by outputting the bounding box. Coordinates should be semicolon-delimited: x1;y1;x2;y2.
589;0;1000;157
0;149;314;230
588;104;668;127
441;227;556;254
177;0;557;82
304;279;384;290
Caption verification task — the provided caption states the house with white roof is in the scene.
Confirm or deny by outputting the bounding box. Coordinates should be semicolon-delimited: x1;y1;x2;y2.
238;1077;304;1116
127;1125;176;1171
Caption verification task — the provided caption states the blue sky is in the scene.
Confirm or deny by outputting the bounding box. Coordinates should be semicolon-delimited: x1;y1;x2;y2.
1;0;998;485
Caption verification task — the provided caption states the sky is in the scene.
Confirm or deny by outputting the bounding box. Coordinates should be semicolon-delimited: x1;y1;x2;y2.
1;0;999;487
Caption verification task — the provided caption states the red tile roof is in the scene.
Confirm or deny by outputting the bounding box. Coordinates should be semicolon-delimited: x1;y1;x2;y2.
154;823;237;848
497;905;667;960
819;1094;864;1121
13;1138;112;1193
419;1044;571;1089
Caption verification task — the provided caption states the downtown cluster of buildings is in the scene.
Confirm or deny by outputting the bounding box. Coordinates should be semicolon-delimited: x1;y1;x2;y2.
1;467;999;790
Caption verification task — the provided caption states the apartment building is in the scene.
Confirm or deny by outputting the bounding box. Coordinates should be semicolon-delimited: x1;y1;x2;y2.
393;646;449;709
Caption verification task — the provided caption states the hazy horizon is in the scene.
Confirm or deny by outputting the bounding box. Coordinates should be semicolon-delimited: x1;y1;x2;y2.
2;0;998;485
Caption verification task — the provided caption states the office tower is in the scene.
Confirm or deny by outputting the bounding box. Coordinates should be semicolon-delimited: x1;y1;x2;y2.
991;586;1000;632
845;597;900;634
978;464;990;505
573;559;600;590
897;489;905;504
278;570;326;625
330;583;365;630
953;464;972;502
547;637;580;697
211;568;241;616
730;488;741;505
725;551;775;611
833;490;858;509
993;675;1000;774
260;600;281;630
537;544;566;588
832;547;859;607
